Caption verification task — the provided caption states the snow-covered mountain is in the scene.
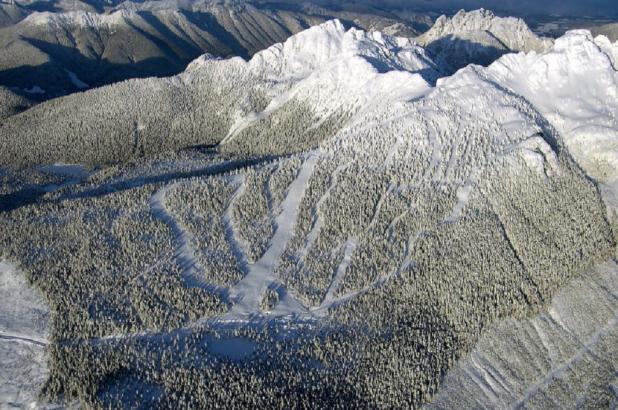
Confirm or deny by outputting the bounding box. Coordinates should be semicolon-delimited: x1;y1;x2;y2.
0;16;617;410
23;8;132;27
417;9;553;72
0;19;440;165
484;30;618;184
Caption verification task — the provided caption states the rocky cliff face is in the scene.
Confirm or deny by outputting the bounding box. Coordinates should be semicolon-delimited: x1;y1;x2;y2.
417;9;553;72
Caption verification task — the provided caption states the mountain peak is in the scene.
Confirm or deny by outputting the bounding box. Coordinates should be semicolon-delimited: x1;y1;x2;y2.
485;29;618;182
187;19;442;83
434;8;498;31
150;19;441;159
247;19;349;76
417;8;552;72
421;8;543;41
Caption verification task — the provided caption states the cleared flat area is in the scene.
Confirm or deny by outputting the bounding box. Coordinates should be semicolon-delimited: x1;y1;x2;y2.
0;261;50;409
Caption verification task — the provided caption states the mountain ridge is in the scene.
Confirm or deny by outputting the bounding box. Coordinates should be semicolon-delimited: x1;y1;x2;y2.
484;30;618;184
0;19;440;166
417;8;553;72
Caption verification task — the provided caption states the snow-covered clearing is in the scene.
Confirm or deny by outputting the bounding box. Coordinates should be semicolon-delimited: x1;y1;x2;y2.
318;238;357;312
207;337;256;361
0;261;51;409
222;177;250;271
37;163;89;179
0;261;49;343
298;160;350;260
443;167;480;223
24;85;45;94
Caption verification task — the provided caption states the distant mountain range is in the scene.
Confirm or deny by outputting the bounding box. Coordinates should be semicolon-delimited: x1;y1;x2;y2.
592;22;618;41
2;0;612;105
0;9;562;168
0;0;431;98
2;11;614;177
0;19;441;165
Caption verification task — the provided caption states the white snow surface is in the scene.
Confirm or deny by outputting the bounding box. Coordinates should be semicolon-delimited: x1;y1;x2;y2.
37;163;89;179
227;154;319;318
246;19;436;80
24;86;45;94
65;70;89;89
0;261;53;409
0;261;49;341
485;30;618;183
248;19;438;110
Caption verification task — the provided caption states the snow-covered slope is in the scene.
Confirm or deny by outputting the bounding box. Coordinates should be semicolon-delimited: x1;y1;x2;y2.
22;9;133;27
417;9;553;72
428;261;618;409
484;31;618;185
239;19;433;78
211;19;439;151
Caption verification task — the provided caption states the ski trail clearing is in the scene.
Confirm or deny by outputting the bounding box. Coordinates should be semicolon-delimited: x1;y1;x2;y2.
0;332;47;347
228;155;319;317
317;238;357;313
222;176;250;271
